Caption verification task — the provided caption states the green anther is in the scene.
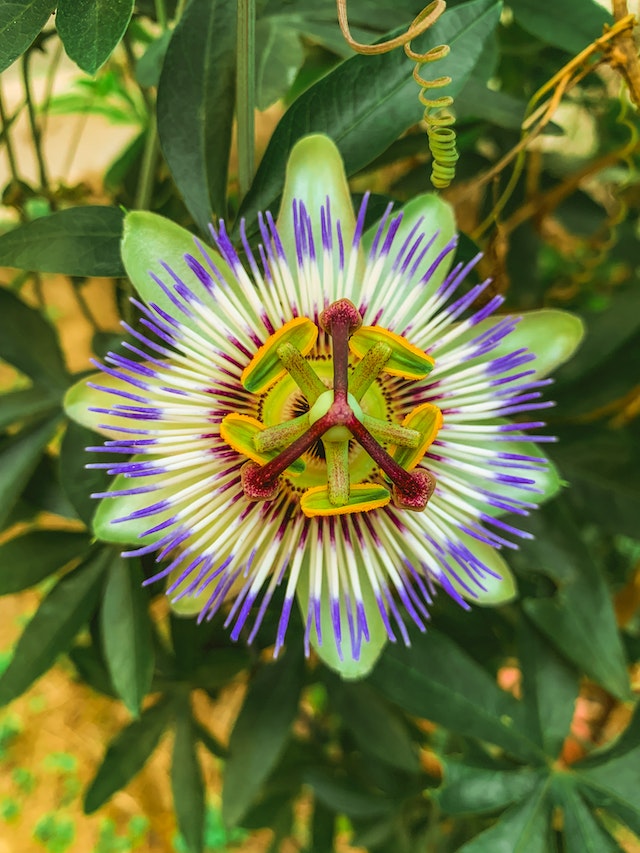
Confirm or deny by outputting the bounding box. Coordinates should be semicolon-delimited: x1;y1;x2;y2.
325;440;350;505
277;342;326;404
253;413;310;453
349;341;392;401
361;414;421;448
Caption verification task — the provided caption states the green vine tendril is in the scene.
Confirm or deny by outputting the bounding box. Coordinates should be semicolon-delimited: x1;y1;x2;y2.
337;0;458;189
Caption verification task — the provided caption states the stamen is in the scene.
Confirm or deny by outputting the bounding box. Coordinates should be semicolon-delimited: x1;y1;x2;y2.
229;299;440;513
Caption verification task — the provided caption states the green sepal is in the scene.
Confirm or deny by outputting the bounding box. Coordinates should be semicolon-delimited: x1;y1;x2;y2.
92;460;179;545
121;211;233;335
438;309;585;380
445;531;518;605
276;134;363;278
295;554;389;680
362;193;457;295
350;325;434;380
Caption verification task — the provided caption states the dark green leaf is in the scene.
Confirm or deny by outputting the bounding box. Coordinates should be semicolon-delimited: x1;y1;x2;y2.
0;547;110;705
157;0;236;231
59;422;120;526
437;760;543;815
330;678;420;773
0;416;61;531
236;0;501;230
69;643;116;698
0;288;68;389
222;650;304;826
514;500;630;700
56;0;134;74
101;557;154;717
303;766;396;818
136;29;172;88
0;529;90;595
0;206;125;276
84;695;174;813
458;781;552;852
0;387;60;431
255;20;304;110
370;630;543;763
518;619;579;759
574;708;640;836
311;801;335;853
510;0;611;54
455;79;527;129
553;778;624;853
0;0;56;73
550;427;640;539
193;720;226;759
172;701;205;853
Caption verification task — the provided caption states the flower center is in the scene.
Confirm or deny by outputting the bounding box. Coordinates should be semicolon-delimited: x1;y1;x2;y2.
220;299;443;517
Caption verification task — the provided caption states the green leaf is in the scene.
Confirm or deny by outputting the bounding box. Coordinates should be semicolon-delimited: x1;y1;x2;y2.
84;695;174;813
0;387;61;431
0;416;61;531
329;678;420;773
59;422;118;526
369;629;543;763
237;0;502;230
0;547;110;705
514;500;630;701
0;529;90;595
172;702;205;853
222;650;304;827
437;760;543;816
550;426;640;539
157;0;236;231
0;288;69;389
511;0;611;54
458;781;552;852
518;619;579;759
0;0;56;74
56;0;134;75
100;557;154;717
0;206;125;276
303;765;396;818
68;643;116;698
255;20;304;110
553;779;624;853
574;708;640;836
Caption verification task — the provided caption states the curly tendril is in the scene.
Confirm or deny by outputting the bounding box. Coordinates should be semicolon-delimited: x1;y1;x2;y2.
337;0;458;189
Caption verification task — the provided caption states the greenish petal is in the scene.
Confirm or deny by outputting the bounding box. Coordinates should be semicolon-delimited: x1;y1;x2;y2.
362;193;457;295
64;372;136;436
295;554;388;680
449;532;518;605
93;465;180;545
438;310;585;380
276;134;361;274
121;211;234;333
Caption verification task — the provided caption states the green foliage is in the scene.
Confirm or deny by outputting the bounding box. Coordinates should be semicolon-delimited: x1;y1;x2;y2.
1;0;639;850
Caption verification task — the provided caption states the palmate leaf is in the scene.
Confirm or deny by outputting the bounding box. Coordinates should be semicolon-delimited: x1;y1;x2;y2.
511;499;630;701
222;648;304;827
0;416;62;531
172;699;206;853
0;547;111;706
236;0;502;233
0;288;69;391
0;529;91;595
100;557;154;717
369;629;544;764
84;694;175;813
